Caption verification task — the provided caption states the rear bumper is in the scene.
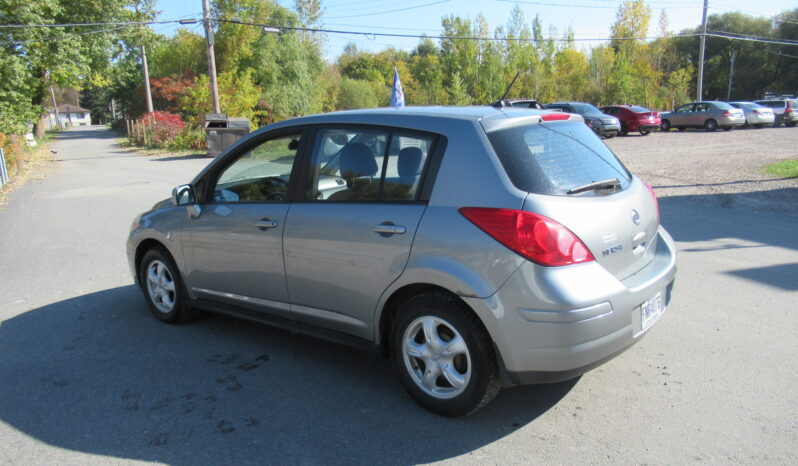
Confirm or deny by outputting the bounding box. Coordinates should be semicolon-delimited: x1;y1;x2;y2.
464;227;677;385
719;116;745;127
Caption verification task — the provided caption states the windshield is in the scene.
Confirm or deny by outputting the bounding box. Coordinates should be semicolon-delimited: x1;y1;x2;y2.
487;121;631;196
572;103;602;114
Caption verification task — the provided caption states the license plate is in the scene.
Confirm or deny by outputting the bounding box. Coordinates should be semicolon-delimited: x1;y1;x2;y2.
641;291;664;331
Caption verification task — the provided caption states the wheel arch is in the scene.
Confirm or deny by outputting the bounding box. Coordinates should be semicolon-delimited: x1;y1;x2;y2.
134;238;176;285
376;283;496;357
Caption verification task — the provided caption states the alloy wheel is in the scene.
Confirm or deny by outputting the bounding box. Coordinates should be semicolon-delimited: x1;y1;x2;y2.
146;260;176;314
402;316;472;399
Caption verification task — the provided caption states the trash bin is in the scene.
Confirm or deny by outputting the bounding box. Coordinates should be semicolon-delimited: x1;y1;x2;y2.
204;113;250;157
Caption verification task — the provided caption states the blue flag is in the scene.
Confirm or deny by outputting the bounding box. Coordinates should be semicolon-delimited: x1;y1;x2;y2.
390;67;405;108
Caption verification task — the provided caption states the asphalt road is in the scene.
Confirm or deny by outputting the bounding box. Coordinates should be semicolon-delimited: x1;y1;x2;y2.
0;127;796;464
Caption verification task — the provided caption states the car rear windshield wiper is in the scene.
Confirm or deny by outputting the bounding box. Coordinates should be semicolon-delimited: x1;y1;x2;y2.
567;178;621;195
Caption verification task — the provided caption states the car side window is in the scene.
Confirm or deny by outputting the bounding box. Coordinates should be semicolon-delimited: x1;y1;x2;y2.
212;133;301;203
676;104;693;113
306;128;432;202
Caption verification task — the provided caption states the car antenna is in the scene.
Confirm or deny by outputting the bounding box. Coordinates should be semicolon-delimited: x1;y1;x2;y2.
491;72;520;108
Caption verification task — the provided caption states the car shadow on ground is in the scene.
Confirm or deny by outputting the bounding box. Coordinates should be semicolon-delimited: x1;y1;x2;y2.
0;286;576;464
659;193;798;290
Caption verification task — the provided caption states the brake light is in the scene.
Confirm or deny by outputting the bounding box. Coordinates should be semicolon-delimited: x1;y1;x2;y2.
540;113;570;121
786;101;793;112
458;208;594;266
643;181;660;224
722;110;732;116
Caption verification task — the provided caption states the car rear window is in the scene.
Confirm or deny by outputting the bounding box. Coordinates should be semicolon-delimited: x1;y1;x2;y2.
629;106;650;112
756;101;785;109
486;121;631;196
713;102;734;110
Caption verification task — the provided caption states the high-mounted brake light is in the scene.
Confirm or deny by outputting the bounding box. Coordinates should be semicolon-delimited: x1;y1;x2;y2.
643;181;660;224
458;208;594;266
540;113;571;121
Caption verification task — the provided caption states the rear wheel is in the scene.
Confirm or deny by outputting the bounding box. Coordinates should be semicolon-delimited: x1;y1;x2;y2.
640;129;651;136
391;291;500;416
660;120;671;131
139;247;196;324
704;119;718;131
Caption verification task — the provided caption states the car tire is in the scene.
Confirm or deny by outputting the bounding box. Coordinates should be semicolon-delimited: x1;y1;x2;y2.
619;123;628;136
391;291;500;416
604;132;616;139
640;129;651;136
139;247;196;324
755;124;764;129
677;127;686;132
788;122;797;127
704;119;718;131
660;120;671;131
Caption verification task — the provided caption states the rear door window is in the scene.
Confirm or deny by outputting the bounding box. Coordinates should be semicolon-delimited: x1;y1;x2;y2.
486;121;631;196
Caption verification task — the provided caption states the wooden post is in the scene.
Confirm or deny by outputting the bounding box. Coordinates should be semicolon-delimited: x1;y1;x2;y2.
125;118;131;137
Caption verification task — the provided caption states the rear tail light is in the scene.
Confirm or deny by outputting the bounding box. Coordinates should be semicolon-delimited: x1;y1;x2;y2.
643;181;660;224
722;110;732;116
458;207;594;266
786;101;793;112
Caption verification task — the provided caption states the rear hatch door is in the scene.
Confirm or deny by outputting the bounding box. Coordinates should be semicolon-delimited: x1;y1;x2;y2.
484;118;658;280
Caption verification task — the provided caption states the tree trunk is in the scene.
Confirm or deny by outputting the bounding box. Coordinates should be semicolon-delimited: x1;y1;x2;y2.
32;69;49;139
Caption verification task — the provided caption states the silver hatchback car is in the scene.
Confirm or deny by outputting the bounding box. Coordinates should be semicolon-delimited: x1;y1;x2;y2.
128;107;677;416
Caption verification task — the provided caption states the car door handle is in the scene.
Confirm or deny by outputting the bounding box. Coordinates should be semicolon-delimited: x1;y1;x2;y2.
373;224;406;235
254;218;278;229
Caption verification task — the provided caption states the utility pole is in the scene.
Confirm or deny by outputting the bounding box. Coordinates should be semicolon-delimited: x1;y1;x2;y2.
49;85;62;129
696;0;708;101
726;49;736;101
203;0;222;114
141;45;154;113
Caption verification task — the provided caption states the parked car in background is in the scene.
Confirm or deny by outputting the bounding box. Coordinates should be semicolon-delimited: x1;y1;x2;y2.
127;106;676;416
544;102;620;138
491;98;546;109
753;99;798;127
600;105;661;136
659;101;745;132
728;102;775;128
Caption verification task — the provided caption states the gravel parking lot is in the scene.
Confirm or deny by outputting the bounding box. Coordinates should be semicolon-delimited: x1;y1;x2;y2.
606;126;798;215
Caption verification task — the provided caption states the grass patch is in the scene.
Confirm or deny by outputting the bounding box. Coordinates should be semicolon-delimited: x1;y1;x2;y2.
764;159;798;179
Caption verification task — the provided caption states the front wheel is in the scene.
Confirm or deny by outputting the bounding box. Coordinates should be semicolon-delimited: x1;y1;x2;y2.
619;123;628;136
660;120;671;131
640;129;651;136
391;291;500;416
139;247;196;324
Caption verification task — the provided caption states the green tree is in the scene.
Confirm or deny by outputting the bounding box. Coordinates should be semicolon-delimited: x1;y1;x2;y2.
0;0;154;137
338;78;378;109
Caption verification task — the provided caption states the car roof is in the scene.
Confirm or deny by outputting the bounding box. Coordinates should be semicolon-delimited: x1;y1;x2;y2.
263;106;564;132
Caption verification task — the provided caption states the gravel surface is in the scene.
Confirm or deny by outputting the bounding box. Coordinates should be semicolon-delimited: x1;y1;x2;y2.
605;126;798;216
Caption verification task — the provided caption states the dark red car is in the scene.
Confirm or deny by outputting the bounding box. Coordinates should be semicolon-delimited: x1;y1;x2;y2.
600;105;661;136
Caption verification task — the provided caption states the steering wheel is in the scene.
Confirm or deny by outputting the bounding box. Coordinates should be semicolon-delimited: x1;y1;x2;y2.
263;176;288;201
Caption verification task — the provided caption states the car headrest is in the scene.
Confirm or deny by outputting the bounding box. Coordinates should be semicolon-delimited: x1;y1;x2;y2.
397;147;423;179
339;143;378;178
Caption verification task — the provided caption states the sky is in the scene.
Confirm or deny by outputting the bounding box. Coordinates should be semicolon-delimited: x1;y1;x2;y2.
152;0;798;61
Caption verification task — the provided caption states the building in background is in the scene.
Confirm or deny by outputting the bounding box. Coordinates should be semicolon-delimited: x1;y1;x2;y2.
46;104;92;128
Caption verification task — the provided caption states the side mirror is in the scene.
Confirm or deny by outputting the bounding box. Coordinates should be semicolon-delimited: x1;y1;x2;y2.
171;184;195;206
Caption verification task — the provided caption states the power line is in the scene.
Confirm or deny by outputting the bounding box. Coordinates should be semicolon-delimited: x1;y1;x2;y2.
326;1;451;20
0;19;194;29
708;30;798;46
495;0;699;9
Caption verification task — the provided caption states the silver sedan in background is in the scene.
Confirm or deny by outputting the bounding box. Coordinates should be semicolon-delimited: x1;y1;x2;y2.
660;101;745;131
728;102;775;128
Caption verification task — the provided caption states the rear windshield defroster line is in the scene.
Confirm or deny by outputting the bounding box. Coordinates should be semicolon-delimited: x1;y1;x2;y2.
487;121;632;196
